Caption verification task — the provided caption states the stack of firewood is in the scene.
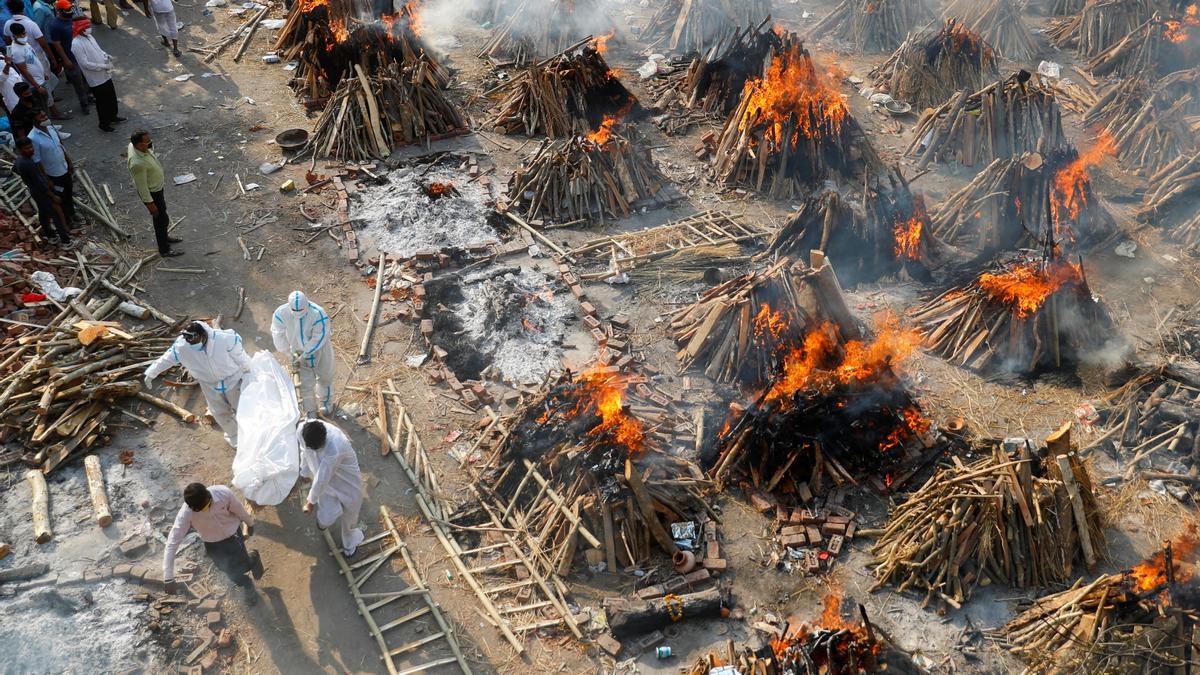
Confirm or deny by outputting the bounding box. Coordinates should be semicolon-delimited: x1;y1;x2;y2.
1085;76;1199;180
478;0;617;66
869;19;999;110
504;126;669;223
1087;14;1170;77
907;73;1066;169
870;427;1103;610
1138;151;1200;219
1048;0;1155;56
807;0;933;53
1048;0;1087;14
910;252;1119;373
710;32;881;199
641;0;771;53
943;0;1037;60
306;62;467;161
486;44;639;137
1097;362;1200;487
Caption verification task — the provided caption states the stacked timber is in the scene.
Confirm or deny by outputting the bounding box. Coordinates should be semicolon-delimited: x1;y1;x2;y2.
1048;0;1156;57
478;0;617;66
306;62;467;162
807;0;933;53
868;19;999;110
641;0;771;54
1139;151;1200;220
870;427;1104;610
1087;75;1200;182
907;73;1066;169
486;44;639;138
650;19;781;117
1087;14;1175;78
942;0;1037;61
1096;362;1200;487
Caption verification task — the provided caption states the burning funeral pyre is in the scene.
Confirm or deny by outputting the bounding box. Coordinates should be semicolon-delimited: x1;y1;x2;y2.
871;428;1105;610
764;168;934;285
907;72;1066;169
456;366;705;571
669;257;862;387
1088;9;1200;78
911;251;1121;374
485;44;640;138
929;146;1118;254
942;0;1037;60
1003;528;1200;672
868;19;999;111
1048;0;1156;57
1086;72;1200;183
478;0;618;66
806;0;934;53
504;120;671;223
710;33;881;199
641;0;772;54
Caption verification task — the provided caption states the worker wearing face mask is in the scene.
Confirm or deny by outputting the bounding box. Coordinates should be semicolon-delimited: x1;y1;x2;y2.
271;290;335;415
144;321;252;447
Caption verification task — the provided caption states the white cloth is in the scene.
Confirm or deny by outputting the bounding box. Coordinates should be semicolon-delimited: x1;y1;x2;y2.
145;323;252;445
1;65;22;110
148;0;173;13
4;16;44;51
152;9;177;38
301;421;364;553
6;39;45;86
69;33;113;87
271;291;334;414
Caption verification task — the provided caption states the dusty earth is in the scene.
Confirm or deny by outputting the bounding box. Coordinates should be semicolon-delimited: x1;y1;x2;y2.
2;0;1200;672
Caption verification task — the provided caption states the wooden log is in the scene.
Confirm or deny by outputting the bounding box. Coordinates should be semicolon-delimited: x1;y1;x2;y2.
624;459;680;556
608;586;727;638
84;455;112;527
26;469;51;544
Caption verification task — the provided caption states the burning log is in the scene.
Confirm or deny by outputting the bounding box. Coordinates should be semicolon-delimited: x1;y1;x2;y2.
907;72;1066;169
870;432;1104;609
669;256;861;387
305;62;467;162
711;32;881;199
806;0;933;53
485;44;639;138
942;0;1037;61
1003;529;1199;672
765;168;934;285
504;124;670;223
910;252;1120;373
929;148;1118;253
478;0;618;66
868;19;999;110
641;0;771;54
1048;0;1156;57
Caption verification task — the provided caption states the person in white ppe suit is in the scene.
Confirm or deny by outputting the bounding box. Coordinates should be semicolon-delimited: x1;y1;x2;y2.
271;291;334;415
300;419;364;557
145;321;251;448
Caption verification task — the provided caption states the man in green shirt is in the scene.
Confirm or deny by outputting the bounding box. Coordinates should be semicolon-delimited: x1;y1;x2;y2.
127;129;182;256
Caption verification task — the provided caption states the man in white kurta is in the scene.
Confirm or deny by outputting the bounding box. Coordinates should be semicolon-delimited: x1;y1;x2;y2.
271;290;335;415
300;419;364;556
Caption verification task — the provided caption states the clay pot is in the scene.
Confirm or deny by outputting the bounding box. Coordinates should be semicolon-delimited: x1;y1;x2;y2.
672;549;697;574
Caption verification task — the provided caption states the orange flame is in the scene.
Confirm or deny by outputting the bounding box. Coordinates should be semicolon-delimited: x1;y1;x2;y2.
328;18;349;47
1050;131;1116;236
893;213;924;261
405;0;422;37
1165;5;1199;44
586;114;619;146
542;365;645;452
738;44;848;149
592;30;615;54
299;0;327;11
1127;524;1199;593
753;304;789;343
977;259;1083;318
770;583;881;662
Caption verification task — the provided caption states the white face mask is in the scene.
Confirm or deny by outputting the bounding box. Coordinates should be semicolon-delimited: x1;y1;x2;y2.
82;28;91;36
14;37;26;44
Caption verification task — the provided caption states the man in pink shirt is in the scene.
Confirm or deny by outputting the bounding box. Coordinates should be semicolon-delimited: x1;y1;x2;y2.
162;483;265;604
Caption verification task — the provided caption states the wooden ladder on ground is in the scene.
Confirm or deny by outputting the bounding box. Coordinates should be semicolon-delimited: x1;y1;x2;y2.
324;504;472;675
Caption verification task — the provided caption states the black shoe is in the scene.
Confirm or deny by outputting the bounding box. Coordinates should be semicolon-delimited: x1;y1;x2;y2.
249;550;264;579
161;249;184;257
160;36;168;46
167;236;183;244
99;125;115;132
114;116;127;123
172;48;182;57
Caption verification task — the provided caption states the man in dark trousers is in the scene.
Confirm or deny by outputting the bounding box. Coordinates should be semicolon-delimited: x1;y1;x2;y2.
162;483;264;604
27;108;76;225
7;81;44;137
127;129;182;256
13;136;71;246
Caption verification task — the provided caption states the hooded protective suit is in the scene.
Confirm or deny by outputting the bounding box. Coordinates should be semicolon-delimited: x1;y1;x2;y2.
145;323;251;447
271;291;334;414
301;420;364;555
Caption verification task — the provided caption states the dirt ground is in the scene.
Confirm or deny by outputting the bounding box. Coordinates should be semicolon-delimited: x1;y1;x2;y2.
4;0;1200;672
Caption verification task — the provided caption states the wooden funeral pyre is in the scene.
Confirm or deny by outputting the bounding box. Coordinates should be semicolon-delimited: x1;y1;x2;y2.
504;122;670;223
1086;73;1200;183
942;0;1037;60
1096;362;1200;488
871;427;1104;610
306;61;467;161
1048;0;1156;57
457;367;705;571
1088;10;1200;78
907;72;1066;169
911;251;1118;373
478;0;618;66
708;311;934;498
764;168;934;285
868;20;999;110
669;256;862;387
1168;201;1200;248
930;146;1118;252
641;0;772;54
1004;529;1200;672
806;0;933;53
711;33;880;199
486;44;639;138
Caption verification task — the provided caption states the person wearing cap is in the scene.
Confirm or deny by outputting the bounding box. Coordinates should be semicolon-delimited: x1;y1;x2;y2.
128;129;183;256
13;135;72;247
271;291;335;415
46;0;89;117
141;0;179;57
68;16;120;130
144;321;252;448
